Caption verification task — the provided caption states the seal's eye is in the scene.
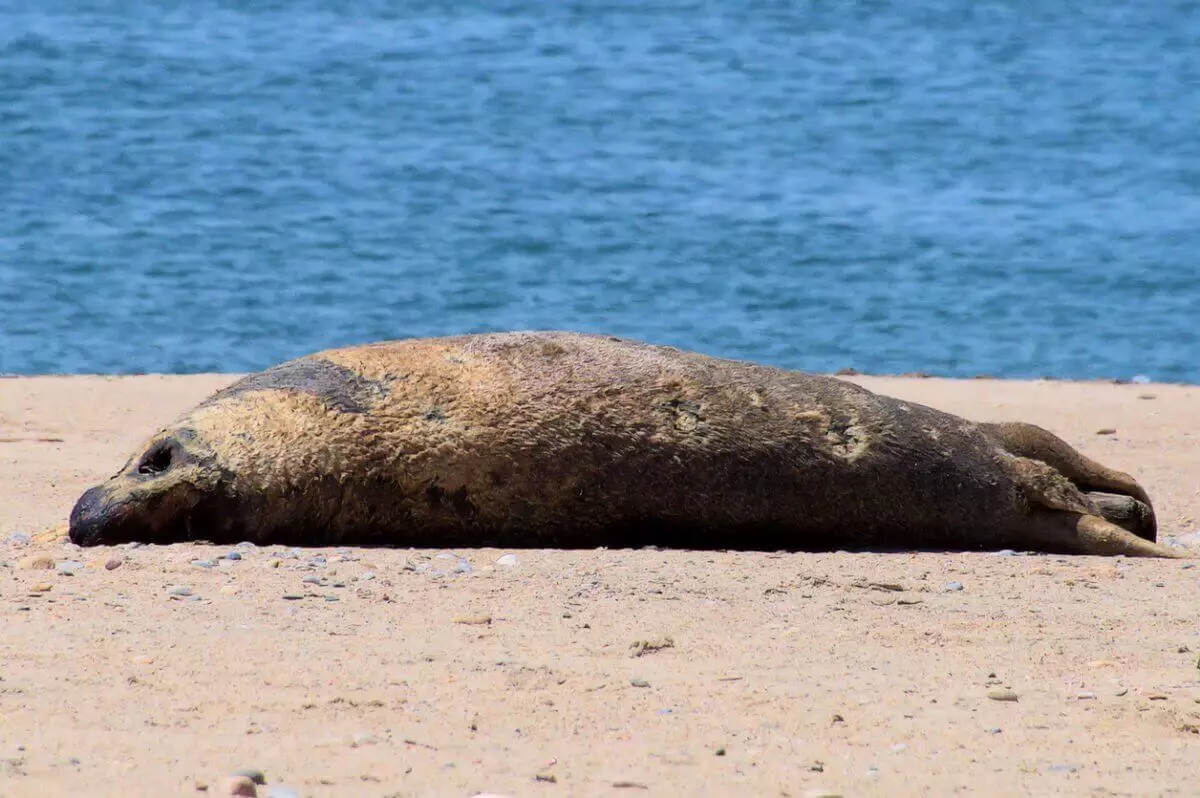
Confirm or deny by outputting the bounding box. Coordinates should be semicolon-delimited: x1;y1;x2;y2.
137;441;175;476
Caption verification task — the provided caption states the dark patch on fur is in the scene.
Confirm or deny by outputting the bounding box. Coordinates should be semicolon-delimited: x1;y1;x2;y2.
449;486;476;518
424;482;477;519
205;358;388;413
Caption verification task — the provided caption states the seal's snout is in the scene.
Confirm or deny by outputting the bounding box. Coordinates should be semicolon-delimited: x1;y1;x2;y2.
69;484;129;546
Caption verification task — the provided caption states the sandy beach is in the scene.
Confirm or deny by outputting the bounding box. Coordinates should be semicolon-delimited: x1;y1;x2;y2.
1;374;1198;798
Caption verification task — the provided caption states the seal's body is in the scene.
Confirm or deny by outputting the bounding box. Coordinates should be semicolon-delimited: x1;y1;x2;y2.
69;332;1176;556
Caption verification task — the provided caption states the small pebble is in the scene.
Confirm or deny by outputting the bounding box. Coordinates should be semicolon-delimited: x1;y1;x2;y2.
630;677;651;688
231;768;266;785
29;583;53;593
1114;687;1129;697
1094;428;1117;436
192;559;216;569
1076;692;1097;700
434;552;458;561
453;559;473;574
223;552;243;561
166;585;193;598
18;555;55;571
987;689;1019;702
223;775;257;797
10;532;31;545
985;727;1002;734
943;581;964;592
534;772;557;783
301;576;321;585
452;614;492;625
1047;763;1080;773
104;558;123;571
496;554;519;568
994;549;1017;557
350;732;379;747
55;560;83;575
281;593;305;601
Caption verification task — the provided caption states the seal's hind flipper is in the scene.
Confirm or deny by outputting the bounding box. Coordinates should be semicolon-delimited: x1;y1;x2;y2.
1027;511;1183;558
1086;491;1156;540
982;421;1157;540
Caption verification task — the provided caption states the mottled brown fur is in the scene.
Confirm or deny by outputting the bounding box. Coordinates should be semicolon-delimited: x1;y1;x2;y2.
69;332;1180;556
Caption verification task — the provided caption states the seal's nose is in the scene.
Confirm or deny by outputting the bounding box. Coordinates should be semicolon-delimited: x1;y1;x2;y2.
69;485;122;546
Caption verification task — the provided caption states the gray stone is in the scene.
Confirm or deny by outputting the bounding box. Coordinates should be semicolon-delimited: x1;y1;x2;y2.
231;768;266;785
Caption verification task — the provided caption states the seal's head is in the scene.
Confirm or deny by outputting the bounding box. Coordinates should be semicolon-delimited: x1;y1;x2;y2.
69;428;233;545
68;353;398;547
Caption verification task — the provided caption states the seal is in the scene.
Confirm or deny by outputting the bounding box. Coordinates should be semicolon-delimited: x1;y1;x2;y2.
68;332;1179;557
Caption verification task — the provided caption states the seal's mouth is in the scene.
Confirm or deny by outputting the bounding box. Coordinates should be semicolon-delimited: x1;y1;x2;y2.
69;473;243;546
69;484;146;546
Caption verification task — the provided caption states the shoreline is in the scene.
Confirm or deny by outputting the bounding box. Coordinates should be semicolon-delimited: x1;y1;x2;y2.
5;370;1199;388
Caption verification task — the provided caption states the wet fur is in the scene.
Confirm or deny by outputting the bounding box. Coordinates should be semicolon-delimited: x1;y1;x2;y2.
69;332;1176;556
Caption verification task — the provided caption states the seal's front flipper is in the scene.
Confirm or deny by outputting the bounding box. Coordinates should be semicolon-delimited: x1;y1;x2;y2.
1028;511;1183;558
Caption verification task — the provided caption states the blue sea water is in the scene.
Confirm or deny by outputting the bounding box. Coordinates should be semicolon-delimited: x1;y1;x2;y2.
1;1;1198;380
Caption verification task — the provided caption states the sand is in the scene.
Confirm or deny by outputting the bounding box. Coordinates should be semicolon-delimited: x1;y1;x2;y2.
1;374;1198;797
